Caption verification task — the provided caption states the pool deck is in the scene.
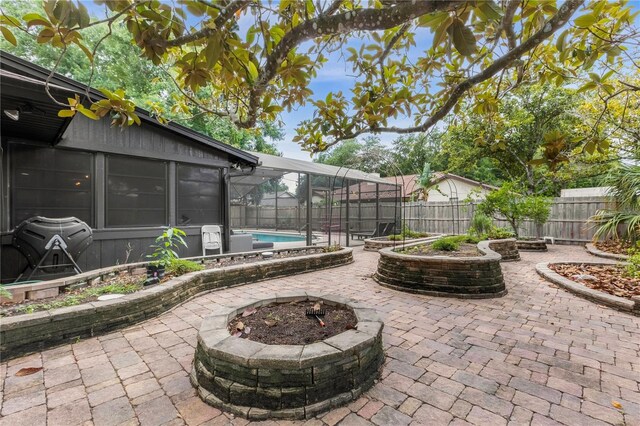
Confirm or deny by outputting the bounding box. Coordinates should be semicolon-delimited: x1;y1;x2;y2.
1;245;638;425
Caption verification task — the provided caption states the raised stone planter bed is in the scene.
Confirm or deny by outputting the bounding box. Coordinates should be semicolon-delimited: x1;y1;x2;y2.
0;248;353;360
191;292;383;420
585;243;629;261
536;262;639;315
516;239;548;252
363;234;442;252
374;240;506;298
486;238;520;261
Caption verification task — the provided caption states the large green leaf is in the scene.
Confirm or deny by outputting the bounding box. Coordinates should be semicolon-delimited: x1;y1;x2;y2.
447;19;477;56
574;13;597;27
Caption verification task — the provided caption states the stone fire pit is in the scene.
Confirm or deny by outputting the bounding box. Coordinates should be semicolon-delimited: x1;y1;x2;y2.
191;291;384;420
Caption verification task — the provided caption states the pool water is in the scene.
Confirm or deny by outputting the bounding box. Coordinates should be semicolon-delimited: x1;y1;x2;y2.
242;232;307;243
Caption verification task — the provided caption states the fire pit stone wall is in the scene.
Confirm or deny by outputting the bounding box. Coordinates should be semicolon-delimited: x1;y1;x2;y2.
191;292;384;420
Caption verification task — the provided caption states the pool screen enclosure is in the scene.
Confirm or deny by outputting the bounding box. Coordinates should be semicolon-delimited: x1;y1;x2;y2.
229;152;402;247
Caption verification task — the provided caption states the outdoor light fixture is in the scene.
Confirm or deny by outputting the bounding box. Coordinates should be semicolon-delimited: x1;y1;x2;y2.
3;109;19;121
3;103;45;121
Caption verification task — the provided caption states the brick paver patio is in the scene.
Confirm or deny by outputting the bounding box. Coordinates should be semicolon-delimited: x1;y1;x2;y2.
1;245;639;425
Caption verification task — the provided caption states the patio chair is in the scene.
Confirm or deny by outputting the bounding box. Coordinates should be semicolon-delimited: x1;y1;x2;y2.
201;225;222;255
351;222;391;240
380;222;397;236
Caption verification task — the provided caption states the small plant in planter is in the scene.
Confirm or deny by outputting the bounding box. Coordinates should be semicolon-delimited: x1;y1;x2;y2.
146;227;187;285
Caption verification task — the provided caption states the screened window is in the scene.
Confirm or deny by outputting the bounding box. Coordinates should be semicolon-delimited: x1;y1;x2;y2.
11;145;93;227
177;164;221;225
107;156;167;227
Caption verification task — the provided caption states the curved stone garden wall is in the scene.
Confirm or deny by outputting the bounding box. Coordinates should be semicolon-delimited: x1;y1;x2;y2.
536;262;639;315
487;238;520;261
191;293;384;420
0;248;353;360
585;243;629;261
374;240;506;298
363;235;442;252
516;239;547;252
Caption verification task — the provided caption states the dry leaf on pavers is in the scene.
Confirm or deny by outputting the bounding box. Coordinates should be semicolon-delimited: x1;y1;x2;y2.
264;319;277;327
15;367;43;376
236;321;245;331
612;401;623;409
242;307;257;317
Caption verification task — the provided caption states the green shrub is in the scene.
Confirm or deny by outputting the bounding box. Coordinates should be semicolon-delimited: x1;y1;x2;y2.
85;281;143;297
0;285;12;300
486;227;515;240
469;212;493;236
626;243;640;278
167;259;204;276
431;235;466;251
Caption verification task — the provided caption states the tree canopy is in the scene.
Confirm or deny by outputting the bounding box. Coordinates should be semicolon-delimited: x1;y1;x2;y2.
1;0;638;160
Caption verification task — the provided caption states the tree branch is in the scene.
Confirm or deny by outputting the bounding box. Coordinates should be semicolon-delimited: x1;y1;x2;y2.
166;0;250;46
502;0;520;50
241;1;462;127
321;0;585;148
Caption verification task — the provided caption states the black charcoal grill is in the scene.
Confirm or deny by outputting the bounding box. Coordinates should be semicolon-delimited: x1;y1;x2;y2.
12;216;93;282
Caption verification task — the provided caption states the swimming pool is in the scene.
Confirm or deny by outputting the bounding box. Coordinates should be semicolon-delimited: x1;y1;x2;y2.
236;231;308;243
251;232;306;243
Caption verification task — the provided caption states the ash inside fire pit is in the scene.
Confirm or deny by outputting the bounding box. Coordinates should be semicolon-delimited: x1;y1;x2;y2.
228;301;357;345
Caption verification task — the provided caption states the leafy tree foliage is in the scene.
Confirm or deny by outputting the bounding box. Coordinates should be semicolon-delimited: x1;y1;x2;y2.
590;164;640;243
314;136;390;174
1;0;637;159
438;84;622;194
478;182;552;238
0;0;282;154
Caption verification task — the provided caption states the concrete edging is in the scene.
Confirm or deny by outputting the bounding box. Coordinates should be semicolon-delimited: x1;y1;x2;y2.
535;261;639;315
374;239;507;299
0;248;354;360
585;243;630;261
191;291;383;420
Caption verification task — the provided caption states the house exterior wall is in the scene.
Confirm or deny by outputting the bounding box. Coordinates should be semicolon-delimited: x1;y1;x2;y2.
1;115;233;284
426;178;492;202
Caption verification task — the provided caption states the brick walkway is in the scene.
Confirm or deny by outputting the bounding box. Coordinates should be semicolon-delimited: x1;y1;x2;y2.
1;246;639;426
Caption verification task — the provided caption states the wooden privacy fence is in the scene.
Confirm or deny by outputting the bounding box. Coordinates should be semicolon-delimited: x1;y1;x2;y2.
230;196;611;244
399;196;611;243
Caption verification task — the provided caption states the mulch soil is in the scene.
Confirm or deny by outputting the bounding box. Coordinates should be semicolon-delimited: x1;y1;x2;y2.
227;301;358;345
550;263;640;299
400;243;481;257
594;240;633;255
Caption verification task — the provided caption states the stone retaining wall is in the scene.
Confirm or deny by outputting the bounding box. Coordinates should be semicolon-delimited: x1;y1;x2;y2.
0;248;353;360
191;292;384;420
585;243;629;261
374;241;506;298
516;239;548;252
1;247;329;303
487;238;520;261
536;262;639;315
363;235;442;252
